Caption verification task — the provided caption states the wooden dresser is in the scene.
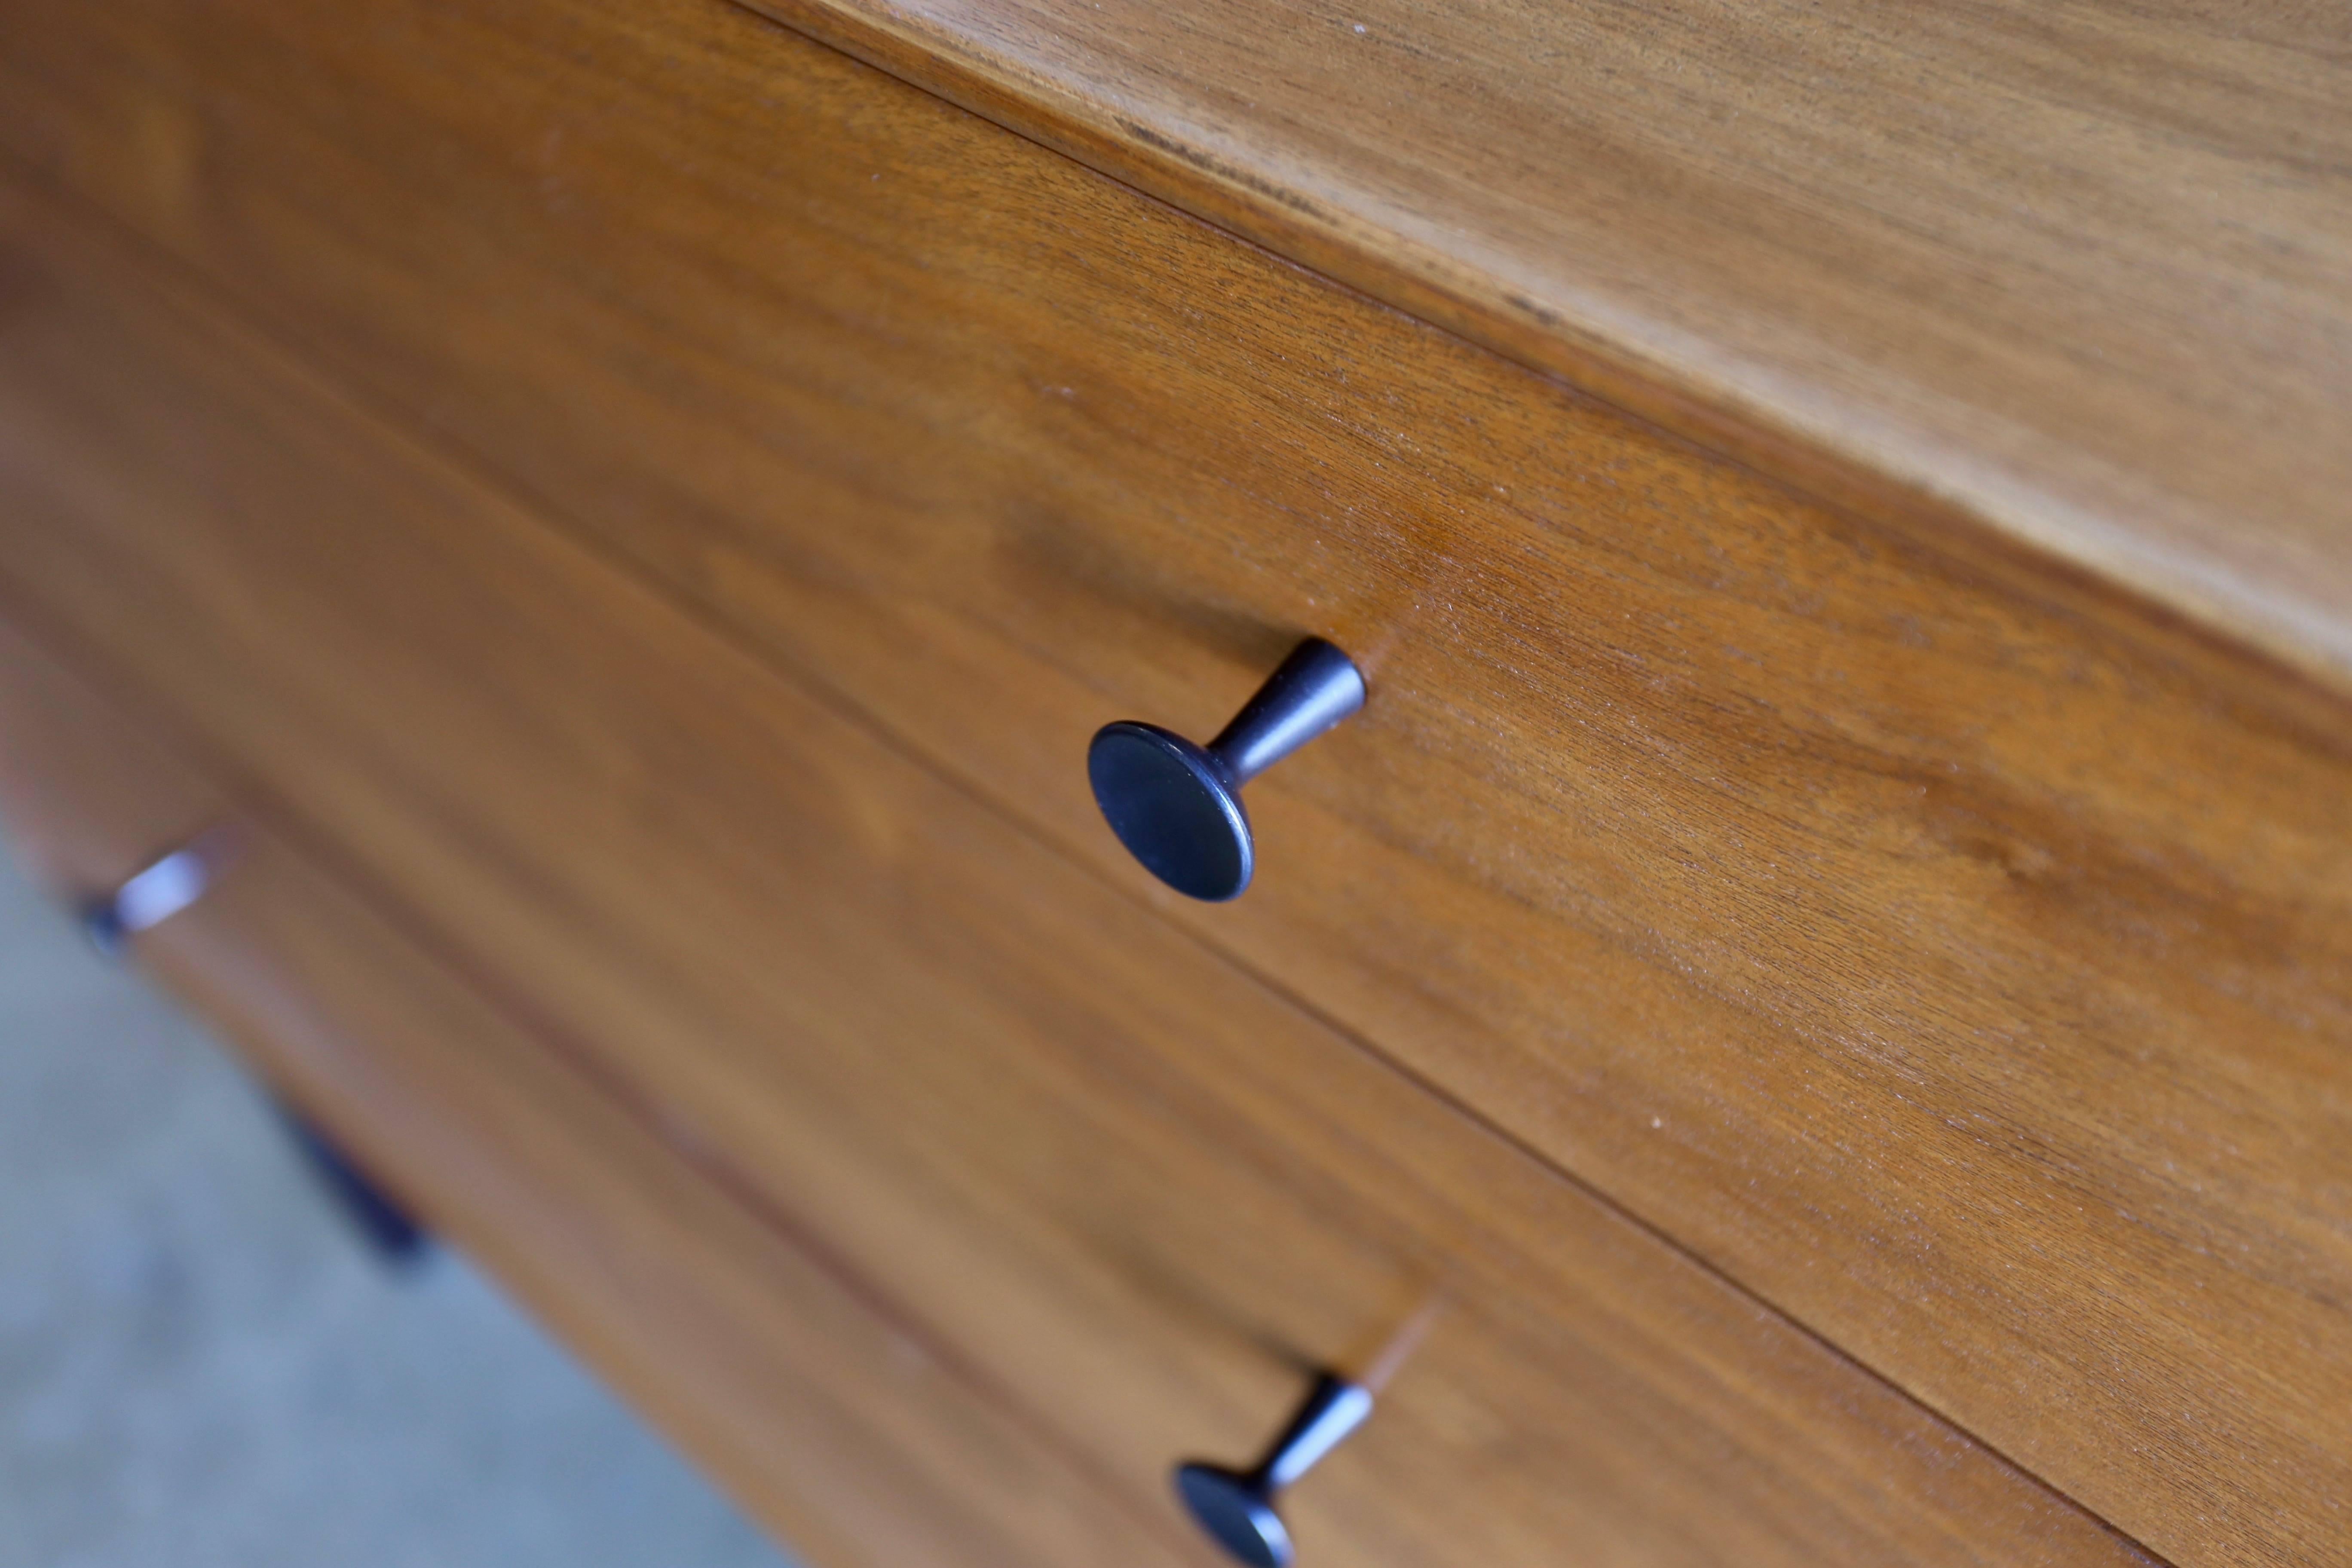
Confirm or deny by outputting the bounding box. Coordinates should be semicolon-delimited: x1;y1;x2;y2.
0;2;2345;1565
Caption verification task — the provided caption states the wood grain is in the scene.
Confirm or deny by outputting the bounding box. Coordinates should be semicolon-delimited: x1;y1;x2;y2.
0;3;2337;1561
0;612;1203;1568
0;173;2164;1568
0;621;227;897
765;0;2352;697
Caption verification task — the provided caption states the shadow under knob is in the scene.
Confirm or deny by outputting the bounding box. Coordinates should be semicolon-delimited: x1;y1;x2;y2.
1088;637;1365;901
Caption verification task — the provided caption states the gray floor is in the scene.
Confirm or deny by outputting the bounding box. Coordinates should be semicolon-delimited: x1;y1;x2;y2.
0;845;796;1568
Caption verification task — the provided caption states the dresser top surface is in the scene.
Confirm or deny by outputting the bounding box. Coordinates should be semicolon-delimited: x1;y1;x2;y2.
772;0;2352;693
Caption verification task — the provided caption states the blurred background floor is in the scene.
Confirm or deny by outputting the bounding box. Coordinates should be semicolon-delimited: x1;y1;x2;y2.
0;844;796;1568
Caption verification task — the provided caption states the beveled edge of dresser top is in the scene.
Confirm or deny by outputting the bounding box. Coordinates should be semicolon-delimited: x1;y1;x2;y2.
735;0;2352;707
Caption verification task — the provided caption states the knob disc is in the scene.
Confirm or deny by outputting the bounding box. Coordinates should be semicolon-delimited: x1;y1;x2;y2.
1174;1464;1292;1568
1087;722;1253;901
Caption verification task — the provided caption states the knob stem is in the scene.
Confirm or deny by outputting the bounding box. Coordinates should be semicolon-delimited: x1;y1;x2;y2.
1250;1373;1374;1491
1207;639;1366;787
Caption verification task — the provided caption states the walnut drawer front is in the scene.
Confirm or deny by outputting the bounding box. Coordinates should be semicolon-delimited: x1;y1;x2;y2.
0;614;1187;1568
0;167;2172;1568
3;0;2346;1562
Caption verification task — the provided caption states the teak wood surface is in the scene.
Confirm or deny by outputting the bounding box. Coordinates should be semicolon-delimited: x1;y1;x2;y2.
0;620;1202;1568
0;174;2167;1568
0;2;2341;1563
753;0;2352;697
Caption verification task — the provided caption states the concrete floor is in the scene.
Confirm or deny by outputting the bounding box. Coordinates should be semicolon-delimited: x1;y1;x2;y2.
0;845;796;1568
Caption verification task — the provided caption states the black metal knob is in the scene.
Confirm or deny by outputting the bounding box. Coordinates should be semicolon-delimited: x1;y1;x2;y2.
1088;638;1365;901
78;840;220;958
1174;1372;1374;1568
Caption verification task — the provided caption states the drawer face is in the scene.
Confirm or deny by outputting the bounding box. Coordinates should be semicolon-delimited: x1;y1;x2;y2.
0;175;2159;1568
4;2;2346;1562
0;616;1194;1568
0;619;224;899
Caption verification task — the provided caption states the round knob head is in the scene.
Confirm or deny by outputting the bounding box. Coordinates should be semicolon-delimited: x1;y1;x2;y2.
1174;1464;1292;1568
1087;722;1253;901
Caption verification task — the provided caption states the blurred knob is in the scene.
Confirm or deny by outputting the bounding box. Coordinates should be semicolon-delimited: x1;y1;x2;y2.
79;836;224;956
1173;1372;1374;1568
